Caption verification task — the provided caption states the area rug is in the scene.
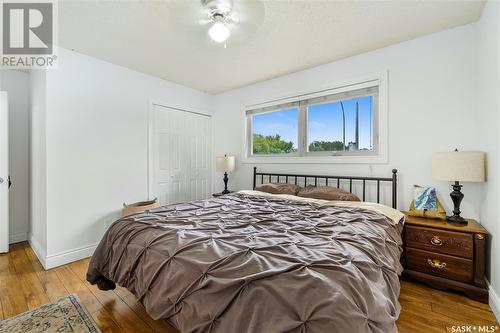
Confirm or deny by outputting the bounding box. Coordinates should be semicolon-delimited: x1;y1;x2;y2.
0;294;101;333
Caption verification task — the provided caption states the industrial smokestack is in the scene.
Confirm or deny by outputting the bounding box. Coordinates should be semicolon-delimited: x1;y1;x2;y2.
355;102;359;150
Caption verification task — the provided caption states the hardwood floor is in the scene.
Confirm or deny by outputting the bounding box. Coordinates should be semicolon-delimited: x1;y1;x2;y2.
0;242;498;333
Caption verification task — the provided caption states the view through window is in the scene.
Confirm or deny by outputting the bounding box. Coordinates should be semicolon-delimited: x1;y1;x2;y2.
252;108;299;155
307;96;373;152
248;84;378;157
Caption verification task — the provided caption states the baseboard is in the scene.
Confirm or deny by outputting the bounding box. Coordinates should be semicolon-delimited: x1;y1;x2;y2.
44;242;98;269
28;233;47;269
9;231;28;244
487;280;500;323
27;234;98;270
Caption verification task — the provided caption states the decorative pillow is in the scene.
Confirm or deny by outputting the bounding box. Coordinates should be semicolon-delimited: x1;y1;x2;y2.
255;183;301;195
407;185;447;220
297;186;360;202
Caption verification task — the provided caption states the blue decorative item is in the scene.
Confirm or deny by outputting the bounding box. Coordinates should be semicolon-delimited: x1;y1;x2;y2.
414;186;437;211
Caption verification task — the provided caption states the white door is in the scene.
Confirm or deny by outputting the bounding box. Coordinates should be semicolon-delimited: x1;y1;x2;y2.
150;104;212;206
0;92;9;253
185;111;211;201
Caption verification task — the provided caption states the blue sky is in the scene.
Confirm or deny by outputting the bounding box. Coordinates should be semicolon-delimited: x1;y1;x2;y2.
252;96;373;150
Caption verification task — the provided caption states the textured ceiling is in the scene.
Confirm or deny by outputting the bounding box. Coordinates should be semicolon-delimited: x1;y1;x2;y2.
58;0;485;94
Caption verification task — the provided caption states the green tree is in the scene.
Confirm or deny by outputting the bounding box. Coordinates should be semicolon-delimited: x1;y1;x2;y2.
308;140;346;152
253;134;295;154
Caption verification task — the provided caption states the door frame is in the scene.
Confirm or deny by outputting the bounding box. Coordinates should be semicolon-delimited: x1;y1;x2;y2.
0;92;9;253
147;100;214;201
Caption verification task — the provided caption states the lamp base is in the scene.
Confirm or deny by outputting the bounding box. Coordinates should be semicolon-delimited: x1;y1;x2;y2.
448;181;467;225
222;172;229;194
447;215;468;225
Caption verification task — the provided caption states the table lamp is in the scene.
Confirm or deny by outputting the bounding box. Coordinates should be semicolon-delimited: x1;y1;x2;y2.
216;155;235;194
432;150;485;224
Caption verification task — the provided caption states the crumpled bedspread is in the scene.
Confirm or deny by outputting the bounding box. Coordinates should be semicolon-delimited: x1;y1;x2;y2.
87;192;403;333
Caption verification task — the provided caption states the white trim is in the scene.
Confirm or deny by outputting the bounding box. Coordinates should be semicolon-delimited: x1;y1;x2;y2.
149;99;211;118
243;73;385;109
210;114;216;194
240;155;388;164
241;71;389;164
9;231;27;244
44;243;98;269
0;92;8;253
147;100;155;200
28;233;98;270
487;279;500;323
28;232;47;269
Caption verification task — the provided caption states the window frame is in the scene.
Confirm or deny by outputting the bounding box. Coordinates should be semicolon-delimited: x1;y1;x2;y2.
242;73;388;164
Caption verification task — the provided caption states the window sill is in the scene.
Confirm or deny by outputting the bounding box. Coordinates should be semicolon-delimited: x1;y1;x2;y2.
241;154;388;164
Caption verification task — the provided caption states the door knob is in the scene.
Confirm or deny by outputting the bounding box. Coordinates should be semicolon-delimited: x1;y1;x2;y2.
0;177;3;184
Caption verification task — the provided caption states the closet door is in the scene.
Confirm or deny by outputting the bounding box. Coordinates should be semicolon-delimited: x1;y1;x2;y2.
150;104;211;206
186;111;211;201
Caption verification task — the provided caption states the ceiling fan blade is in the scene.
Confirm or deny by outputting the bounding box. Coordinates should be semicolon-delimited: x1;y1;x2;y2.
198;18;213;25
232;0;264;23
223;0;265;45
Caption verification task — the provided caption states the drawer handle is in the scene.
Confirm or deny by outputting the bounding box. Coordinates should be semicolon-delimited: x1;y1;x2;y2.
430;236;443;246
427;259;446;269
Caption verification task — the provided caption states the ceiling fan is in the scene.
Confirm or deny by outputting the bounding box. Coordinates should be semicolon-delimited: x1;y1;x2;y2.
200;0;235;44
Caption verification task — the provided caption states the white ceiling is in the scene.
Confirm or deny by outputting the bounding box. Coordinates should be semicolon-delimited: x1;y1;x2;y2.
58;0;485;94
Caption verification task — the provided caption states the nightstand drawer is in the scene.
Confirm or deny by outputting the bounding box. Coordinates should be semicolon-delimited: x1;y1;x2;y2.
405;225;473;258
406;248;473;283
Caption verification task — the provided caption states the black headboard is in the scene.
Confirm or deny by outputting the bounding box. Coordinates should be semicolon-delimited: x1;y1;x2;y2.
252;167;398;209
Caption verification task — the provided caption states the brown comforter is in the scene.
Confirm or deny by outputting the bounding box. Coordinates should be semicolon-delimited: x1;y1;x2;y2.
87;192;403;333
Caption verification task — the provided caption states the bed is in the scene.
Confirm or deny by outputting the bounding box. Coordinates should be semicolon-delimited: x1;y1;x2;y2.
87;168;404;333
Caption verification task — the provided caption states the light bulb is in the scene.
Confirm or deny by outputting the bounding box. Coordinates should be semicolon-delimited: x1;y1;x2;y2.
208;21;230;43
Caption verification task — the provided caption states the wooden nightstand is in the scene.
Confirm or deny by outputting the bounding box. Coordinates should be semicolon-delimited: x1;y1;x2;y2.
212;191;234;197
403;215;489;303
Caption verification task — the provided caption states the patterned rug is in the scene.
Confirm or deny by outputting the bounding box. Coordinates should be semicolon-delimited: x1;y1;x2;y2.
0;294;101;333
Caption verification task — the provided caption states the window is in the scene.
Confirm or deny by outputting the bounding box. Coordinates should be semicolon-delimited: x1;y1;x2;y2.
246;81;380;159
307;96;374;153
252;108;299;155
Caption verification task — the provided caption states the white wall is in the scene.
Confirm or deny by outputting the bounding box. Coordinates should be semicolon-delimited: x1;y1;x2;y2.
0;70;30;244
35;48;212;268
213;23;482;218
478;0;500;320
29;69;48;261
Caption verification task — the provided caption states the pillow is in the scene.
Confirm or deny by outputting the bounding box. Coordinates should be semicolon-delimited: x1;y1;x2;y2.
297;186;360;202
255;183;301;195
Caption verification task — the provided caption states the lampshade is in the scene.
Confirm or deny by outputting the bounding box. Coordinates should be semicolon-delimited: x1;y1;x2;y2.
432;151;485;182
216;155;235;172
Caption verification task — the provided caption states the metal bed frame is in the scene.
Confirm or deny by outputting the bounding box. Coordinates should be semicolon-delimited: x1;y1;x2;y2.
252;167;398;209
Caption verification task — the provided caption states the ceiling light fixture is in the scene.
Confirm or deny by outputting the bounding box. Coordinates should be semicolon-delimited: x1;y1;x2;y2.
208;13;230;43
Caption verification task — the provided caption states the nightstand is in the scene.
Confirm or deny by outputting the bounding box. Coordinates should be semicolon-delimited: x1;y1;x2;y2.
403;215;489;303
212;191;234;197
